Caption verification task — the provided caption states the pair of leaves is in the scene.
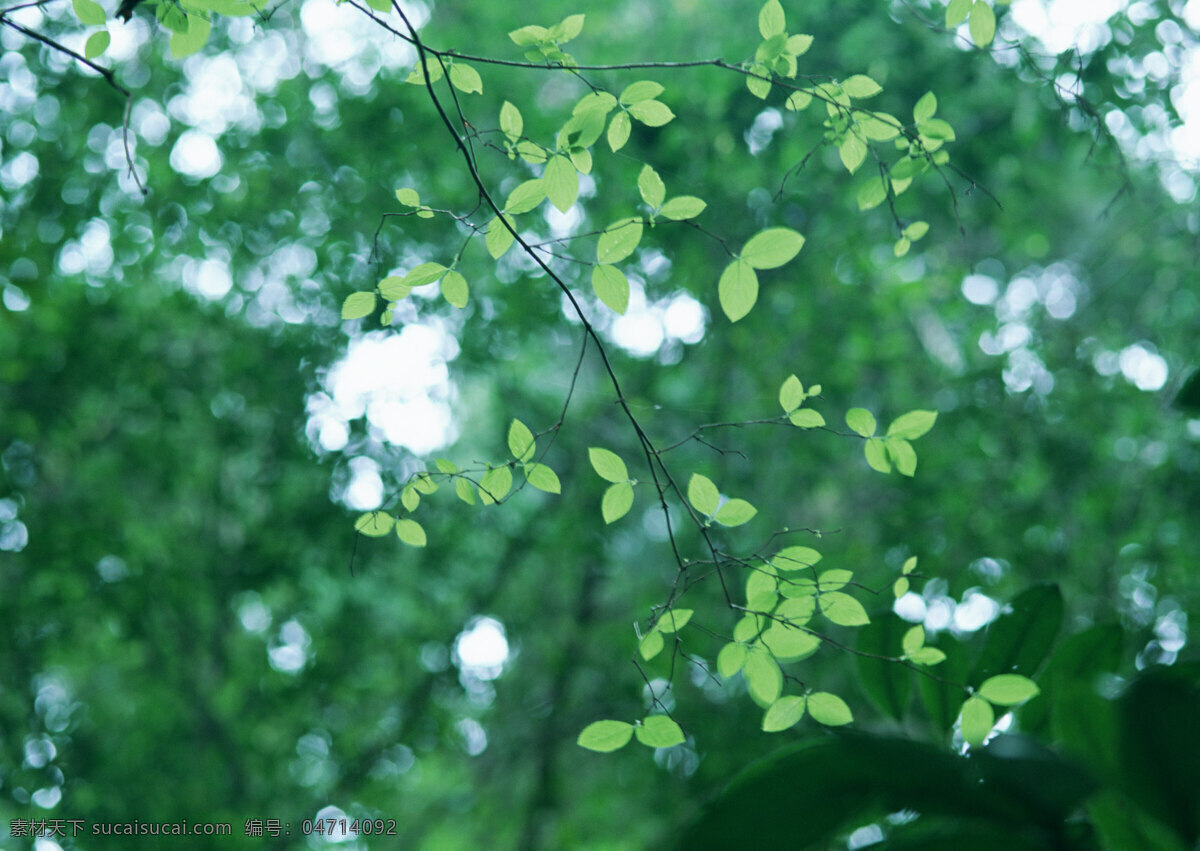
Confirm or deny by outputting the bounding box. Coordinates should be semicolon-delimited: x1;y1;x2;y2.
638;608;694;660
778;374;825;427
354;511;427;547
577;715;685;752
636;164;707;222
507;419;561;494
762;692;853;731
589;447;635;524
687;474;757;527
718;228;806;322
959;673;1041;746
947;0;999;47
845;408;937;475
900;624;947;666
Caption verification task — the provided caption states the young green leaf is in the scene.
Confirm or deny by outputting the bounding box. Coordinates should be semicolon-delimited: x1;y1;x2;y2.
635;715;685;748
807;692;854;726
902;625;926;657
733;614;762;642
72;0;106;25
627;100;675;126
839;134;868;173
887;410;938;439
913;91;938;123
746;569;779;611
544;156;579;213
779;375;804;412
637;164;666;209
355;511;394;537
817;568;853;591
658;196;706;220
858;112;902;141
741;227;806;270
785;90;813;111
845;408;877;437
440;270;469;309
687;473;720;516
509;24;551;46
893;577;910;598
903;221;931;241
758;0;785;38
601;481;635;524
395;187;421;207
857;178;888;211
946;0;971;27
607;111;632;152
969;0;996;47
524;463;561;494
715;499;757;527
894;237;911;257
743;647;783;705
761;624;820;661
435;458;458;474
412;472;438;494
718;259;759;323
84;30;111;58
596;218;643;265
639;629;664;660
819;592;871;626
486;216;515;259
341;291;376;320
978;674;1040;706
841;75;882;99
448;62;483;95
577;720;633;752
516;140;548;164
910;647;947;665
405;57;444;84
404;262;448;288
772;546;822;572
592;265;630;315
505;179;547;214
717;642;747;678
508;419;536;463
395;519;427;547
789;409;825;428
455;477;477;505
902;556;918;575
170;13;211;59
499;101;523;140
619;80;665;105
552;12;585;42
655;609;693;633
400;484;420;512
762;696;806;732
479;466;513;504
886;437;917;476
746;64;772;99
960;695;994;746
588;447;628;483
865;437;891;473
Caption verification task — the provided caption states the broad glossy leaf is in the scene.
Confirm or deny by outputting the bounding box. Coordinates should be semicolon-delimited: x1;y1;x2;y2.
505;179;546;214
715;499;756;527
355;511;394;537
718;259;758;322
762;696;806;732
577;720;633;752
819;592;870;626
636;715;685;748
733;614;763;642
544;156;578;213
655;609;693;633
395;519;426;547
960;695;994;747
619;80;664;105
515;140;548;164
637;164;666;209
440;270;468;308
639;629;663;660
807;692;853;726
627;100;674;126
602;481;634;524
479;466;513;504
887;409;938;439
746;64;772;99
741;227;805;270
591;265;629;314
341;291;376;320
744;647;783;705
607;111;631;152
588;447;628;482
687;473;720;515
758;0;785;38
845;408;876;437
507;419;536;463
524;463;561;494
448;62;482;94
979;674;1040;706
659;195;707;220
969;0;996;47
596;218;643;264
717;642;747;678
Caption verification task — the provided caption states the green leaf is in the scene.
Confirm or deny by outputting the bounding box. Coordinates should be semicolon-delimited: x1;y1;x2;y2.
601;481;634;524
887;409;938;439
894;237;911;258
588;447;628;483
400;485;419;512
72;0;106;26
819;592;870;626
969;0;996;47
741;227;806;270
839;134;868;174
733;614;763;642
355;511;394;537
817;569;852;591
591;265;630;315
636;715;685;748
893;577;909;598
637;164;666;209
946;0;971;26
505;179;547;214
413;471;439;495
607;111;631;152
904;221;931;241
807;692;854;726
577;720;633;752
440;270;469;309
902;556;918;575
455;477;476;505
486;216;515;259
785;90;813;111
979;674;1041;706
655;609;693;633
404;262;447;288
761;623;819;662
763;696;806;732
787;33;813;55
864;437;891;473
509;24;551;46
918;118;956;142
913;91;938;123
395;187;421;207
479;466;513;504
718;259;759;323
858;112;902;141
639;629;664;660
596;218;643;265
170;13;211;60
435;458;458;474
842;75;882;99
717;642;747;678
687;473;720;516
515;140;548;164
744;647;783;705
886;437;917;476
746;63;772;99
404;58;445;85
507;419;536;463
552;13;585;42
619;80;664;105
395;519;426;547
524;463;561;494
960;695;994;747
772;546;821;572
779;375;804;412
84;30;111;59
715;499;756;527
341;291;376;320
448;62;482;95
659;196;706;220
857;178;888;211
544;156;579;213
499;101;523;140
789;409;825;428
746;569;779;611
903;625;925;657
910;647;946;665
758;0;785;38
627;100;674;127
845;408;876;437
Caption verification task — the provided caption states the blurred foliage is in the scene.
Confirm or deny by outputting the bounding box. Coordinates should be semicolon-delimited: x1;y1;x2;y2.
2;0;1199;848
